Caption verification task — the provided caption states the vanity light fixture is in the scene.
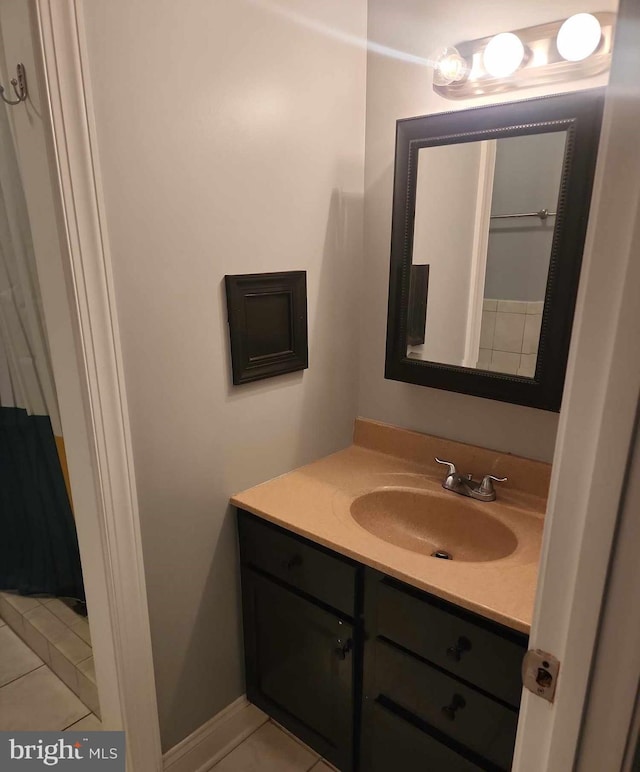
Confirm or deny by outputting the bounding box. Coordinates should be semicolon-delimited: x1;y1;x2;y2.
431;46;467;87
483;33;526;78
556;13;603;61
432;11;614;99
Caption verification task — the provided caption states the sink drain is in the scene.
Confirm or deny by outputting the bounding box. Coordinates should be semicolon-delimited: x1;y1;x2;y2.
431;550;453;560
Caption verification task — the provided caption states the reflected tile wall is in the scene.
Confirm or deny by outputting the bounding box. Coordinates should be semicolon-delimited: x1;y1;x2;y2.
478;299;543;377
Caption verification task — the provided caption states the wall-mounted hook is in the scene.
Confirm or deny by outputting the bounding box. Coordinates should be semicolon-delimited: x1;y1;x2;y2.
0;63;28;106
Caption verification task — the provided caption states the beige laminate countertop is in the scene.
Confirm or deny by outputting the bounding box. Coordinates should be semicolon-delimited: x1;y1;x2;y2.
231;419;551;634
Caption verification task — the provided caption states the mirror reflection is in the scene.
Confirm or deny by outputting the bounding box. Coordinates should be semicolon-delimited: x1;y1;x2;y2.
406;131;567;377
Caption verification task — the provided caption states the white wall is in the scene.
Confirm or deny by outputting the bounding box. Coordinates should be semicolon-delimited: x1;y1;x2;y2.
361;0;615;462
80;0;367;750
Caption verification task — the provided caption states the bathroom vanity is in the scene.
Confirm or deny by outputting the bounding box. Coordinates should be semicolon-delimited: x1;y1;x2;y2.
232;419;550;771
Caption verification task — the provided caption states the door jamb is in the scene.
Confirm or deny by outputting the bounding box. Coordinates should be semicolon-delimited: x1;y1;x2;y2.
32;1;163;768
512;0;640;768
463;139;495;368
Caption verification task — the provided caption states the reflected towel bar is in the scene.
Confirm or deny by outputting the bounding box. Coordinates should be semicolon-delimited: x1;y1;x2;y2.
491;208;556;221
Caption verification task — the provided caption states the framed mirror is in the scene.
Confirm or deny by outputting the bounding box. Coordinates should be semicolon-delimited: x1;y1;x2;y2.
385;89;604;411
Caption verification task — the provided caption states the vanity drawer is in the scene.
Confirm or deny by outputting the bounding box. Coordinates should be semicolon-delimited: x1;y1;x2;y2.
372;639;518;770
237;510;357;617
363;700;485;772
375;578;527;707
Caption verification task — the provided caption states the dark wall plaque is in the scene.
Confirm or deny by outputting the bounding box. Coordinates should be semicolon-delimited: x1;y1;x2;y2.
225;271;308;385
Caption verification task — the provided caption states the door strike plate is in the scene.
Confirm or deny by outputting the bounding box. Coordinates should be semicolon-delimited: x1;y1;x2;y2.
522;649;560;703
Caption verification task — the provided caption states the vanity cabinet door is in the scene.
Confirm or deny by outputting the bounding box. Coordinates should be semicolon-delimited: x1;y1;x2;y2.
241;568;355;771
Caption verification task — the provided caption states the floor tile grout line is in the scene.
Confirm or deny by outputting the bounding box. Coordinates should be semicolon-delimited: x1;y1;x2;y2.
51;622;90;647
0;658;96;727
11;610;91;662
5;616;98;713
203;720;269;771
1;598;44;614
0;664;47;693
45;637;54;667
61;711;92;731
3;595;90;634
269;718;320;760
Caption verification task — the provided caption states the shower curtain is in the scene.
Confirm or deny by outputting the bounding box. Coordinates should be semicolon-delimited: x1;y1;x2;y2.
0;94;84;600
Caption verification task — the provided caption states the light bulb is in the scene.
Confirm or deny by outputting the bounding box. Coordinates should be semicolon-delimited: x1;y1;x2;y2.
483;32;525;78
556;13;602;61
431;46;467;87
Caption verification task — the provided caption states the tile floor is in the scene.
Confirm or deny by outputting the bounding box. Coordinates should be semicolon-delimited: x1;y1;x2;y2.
0;610;328;769
0;622;326;769
0;592;98;716
211;720;335;772
1;601;333;769
0;615;101;731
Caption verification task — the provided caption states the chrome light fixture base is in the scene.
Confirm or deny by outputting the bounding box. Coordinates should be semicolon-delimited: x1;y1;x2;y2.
434;12;615;100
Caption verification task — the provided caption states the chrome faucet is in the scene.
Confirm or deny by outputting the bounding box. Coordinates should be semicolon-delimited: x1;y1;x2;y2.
435;458;507;502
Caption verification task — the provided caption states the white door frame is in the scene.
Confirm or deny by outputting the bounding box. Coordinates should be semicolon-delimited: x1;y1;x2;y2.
463;139;495;368
513;0;640;768
574;407;640;771
30;1;163;769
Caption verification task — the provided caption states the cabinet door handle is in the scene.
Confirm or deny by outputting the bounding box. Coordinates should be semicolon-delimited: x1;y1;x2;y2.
441;693;466;721
335;638;353;660
284;554;302;571
446;636;471;662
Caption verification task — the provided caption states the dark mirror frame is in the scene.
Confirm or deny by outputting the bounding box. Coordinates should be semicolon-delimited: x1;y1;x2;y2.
385;89;605;412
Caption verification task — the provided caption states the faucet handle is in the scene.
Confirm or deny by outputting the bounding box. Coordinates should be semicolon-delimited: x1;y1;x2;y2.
479;474;507;495
435;458;457;476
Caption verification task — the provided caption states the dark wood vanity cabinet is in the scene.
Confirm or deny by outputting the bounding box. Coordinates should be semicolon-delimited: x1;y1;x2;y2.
238;510;361;772
237;510;528;771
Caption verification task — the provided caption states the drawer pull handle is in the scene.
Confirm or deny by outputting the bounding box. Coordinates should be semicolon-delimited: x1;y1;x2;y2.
442;694;466;721
446;636;471;662
335;638;353;660
284;555;302;571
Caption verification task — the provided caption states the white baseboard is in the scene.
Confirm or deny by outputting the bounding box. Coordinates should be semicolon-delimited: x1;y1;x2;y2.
163;696;268;772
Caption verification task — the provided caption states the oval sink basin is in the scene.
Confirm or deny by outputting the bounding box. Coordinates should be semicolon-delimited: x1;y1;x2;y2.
350;488;518;562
